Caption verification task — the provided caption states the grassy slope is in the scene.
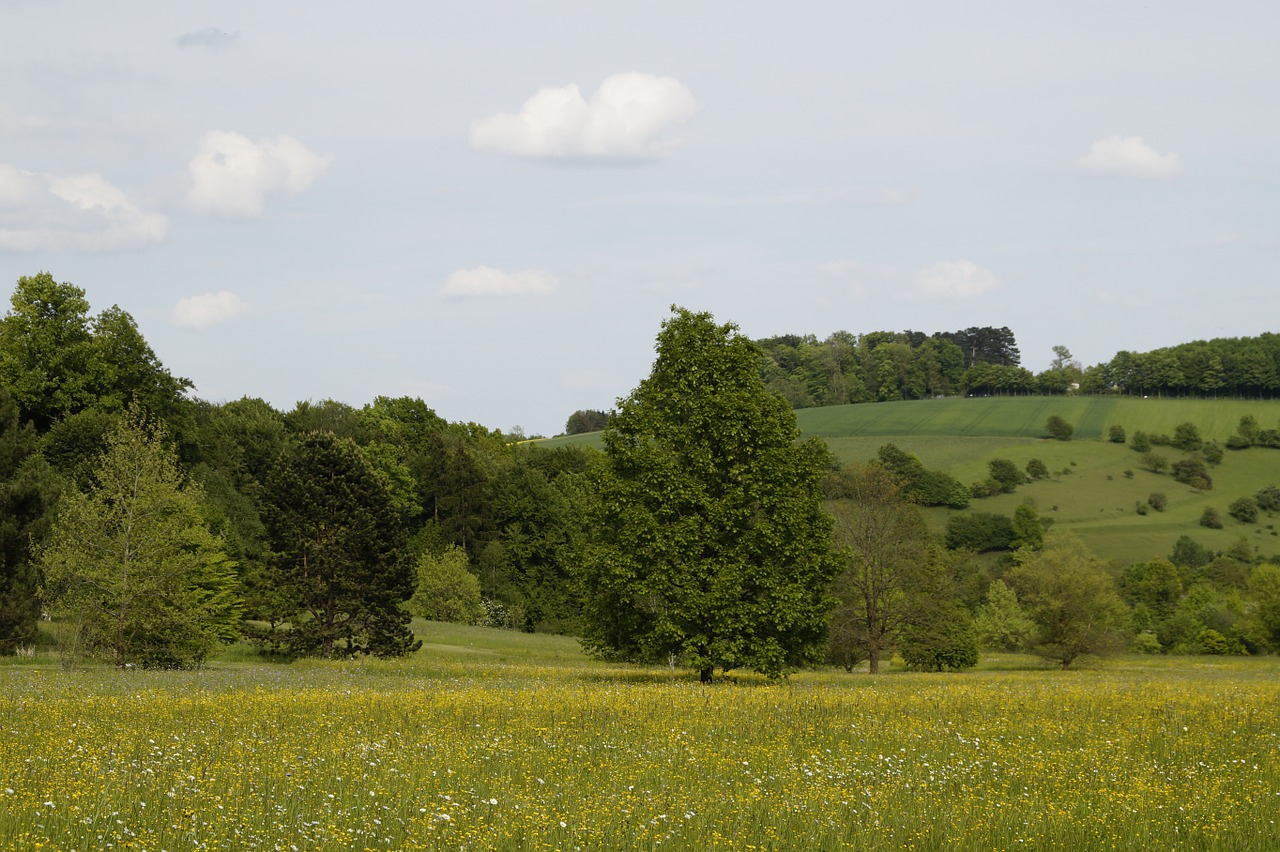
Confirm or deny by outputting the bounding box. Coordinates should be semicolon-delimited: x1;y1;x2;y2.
544;396;1280;565
802;396;1280;565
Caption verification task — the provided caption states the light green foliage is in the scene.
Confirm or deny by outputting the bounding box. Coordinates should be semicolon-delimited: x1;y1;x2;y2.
407;545;484;625
987;458;1025;493
1246;564;1280;651
579;307;837;681
1010;501;1045;551
974;579;1034;652
38;410;240;668
1011;532;1128;668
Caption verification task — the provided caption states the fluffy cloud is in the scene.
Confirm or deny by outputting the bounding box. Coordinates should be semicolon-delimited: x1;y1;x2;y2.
441;267;556;298
0;164;168;252
172;291;249;328
915;260;997;298
187;131;330;219
470;72;698;161
1077;134;1184;180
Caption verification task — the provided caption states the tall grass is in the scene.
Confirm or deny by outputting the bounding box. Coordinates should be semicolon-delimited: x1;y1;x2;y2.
1;630;1277;850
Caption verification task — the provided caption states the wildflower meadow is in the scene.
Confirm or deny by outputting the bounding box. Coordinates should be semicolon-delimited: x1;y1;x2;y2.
1;628;1277;850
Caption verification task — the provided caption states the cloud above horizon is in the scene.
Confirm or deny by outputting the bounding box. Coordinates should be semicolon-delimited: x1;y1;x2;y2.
187;131;330;219
1077;134;1184;180
0;163;168;252
175;28;239;50
172;291;249;327
915;260;997;297
441;266;556;298
470;72;698;161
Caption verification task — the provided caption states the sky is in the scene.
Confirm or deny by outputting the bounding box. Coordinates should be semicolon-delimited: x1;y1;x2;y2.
1;1;1277;436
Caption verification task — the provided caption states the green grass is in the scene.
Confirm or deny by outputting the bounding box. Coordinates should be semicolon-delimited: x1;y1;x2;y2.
2;627;1278;851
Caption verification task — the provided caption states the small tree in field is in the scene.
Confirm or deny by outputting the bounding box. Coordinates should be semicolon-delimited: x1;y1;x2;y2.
39;410;240;668
1045;415;1074;441
407;545;484;624
1010;532;1128;669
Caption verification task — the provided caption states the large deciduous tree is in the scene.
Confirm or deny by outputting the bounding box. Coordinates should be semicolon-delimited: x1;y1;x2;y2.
262;431;420;658
826;463;932;674
578;307;836;682
38;410;240;668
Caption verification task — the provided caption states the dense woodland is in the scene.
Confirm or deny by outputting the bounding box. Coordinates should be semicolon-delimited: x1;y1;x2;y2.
4;272;1280;675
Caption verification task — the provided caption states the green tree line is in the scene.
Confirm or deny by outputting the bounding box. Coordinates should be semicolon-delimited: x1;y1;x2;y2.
5;273;1280;675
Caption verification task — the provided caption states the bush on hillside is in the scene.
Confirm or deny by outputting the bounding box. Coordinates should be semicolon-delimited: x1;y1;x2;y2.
945;512;1015;552
1108;424;1127;443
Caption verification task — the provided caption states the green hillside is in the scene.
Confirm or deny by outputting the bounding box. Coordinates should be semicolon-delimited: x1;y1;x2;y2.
546;396;1280;566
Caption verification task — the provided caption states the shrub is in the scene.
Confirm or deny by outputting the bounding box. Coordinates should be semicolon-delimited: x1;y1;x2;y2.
1229;497;1259;524
1148;493;1167;512
1202;441;1224;465
987;458;1026;493
1108;424;1127;443
1130;431;1152;452
1171;422;1203;451
1045;415;1074;441
1256;485;1280;512
945;512;1015;552
1172;457;1212;490
1149;433;1172;447
1200;507;1223;529
1025;458;1049;480
1135;502;1149;516
1141;452;1169;474
1131;630;1163;654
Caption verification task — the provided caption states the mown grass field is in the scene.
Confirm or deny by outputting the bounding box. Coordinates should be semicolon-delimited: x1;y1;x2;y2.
2;622;1279;851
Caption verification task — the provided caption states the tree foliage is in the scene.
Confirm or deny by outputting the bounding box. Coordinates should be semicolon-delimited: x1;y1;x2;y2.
38;410;239;668
1011;533;1128;668
261;431;419;658
578;307;837;681
406;544;484;624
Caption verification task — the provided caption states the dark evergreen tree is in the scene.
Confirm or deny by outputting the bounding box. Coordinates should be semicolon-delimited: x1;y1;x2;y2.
262;431;419;658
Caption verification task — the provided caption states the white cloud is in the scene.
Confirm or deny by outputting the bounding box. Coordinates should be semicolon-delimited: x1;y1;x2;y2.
915;260;996;298
470;72;698;161
187;131;330;219
172;291;249;328
441;266;556;298
0;164;168;252
176;28;238;49
1077;134;1184;180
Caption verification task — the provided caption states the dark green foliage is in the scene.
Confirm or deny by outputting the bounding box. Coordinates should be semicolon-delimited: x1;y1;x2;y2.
1170;535;1211;570
986;458;1026;493
898;598;978;672
1200;507;1223;529
1229;497;1258;524
1202;441;1224;465
1025;458;1049;480
1045;415;1074;441
874;443;969;508
564;409;610;435
1171;422;1203;451
1141;451;1169;474
579;308;837;681
0;388;61;654
0;273;192;432
1108;424;1127;443
1148;492;1167;512
1120;558;1183;620
1172;458;1212;490
1255;485;1280;513
1130;431;1152;453
945;512;1015;552
262;431;420;659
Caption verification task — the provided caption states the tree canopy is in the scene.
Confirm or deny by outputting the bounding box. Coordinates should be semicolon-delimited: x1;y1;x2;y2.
578;307;837;681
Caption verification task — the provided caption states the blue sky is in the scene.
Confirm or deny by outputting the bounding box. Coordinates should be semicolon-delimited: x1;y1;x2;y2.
2;1;1277;435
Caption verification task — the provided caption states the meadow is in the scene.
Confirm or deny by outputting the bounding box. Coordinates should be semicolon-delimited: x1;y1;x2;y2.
2;622;1278;851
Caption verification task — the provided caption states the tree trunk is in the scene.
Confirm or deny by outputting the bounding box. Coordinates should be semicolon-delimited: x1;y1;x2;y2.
868;645;881;674
699;666;713;684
